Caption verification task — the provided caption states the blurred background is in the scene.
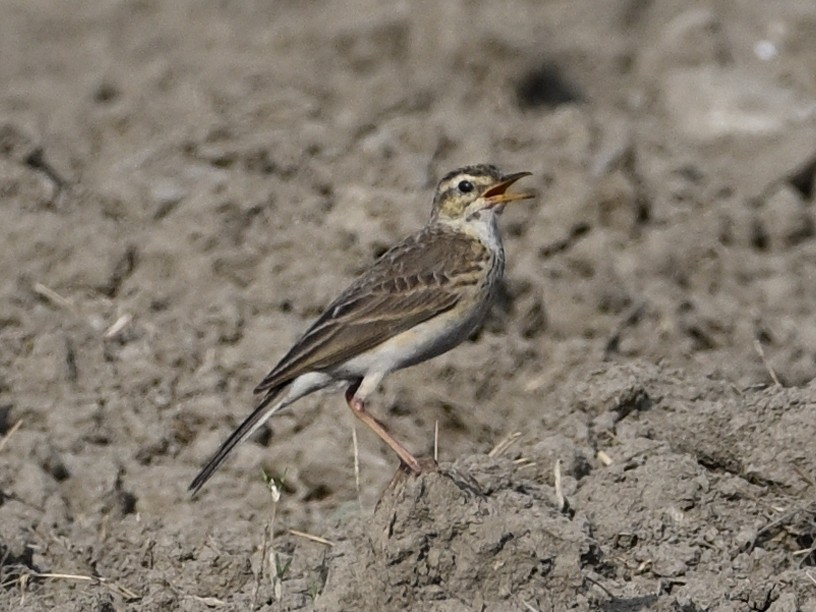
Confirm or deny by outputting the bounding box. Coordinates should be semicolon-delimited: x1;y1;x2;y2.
2;0;815;609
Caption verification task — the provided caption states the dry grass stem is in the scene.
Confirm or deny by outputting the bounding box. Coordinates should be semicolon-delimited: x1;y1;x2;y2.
0;419;23;452
597;450;613;466
104;313;133;338
488;431;522;458
753;339;782;387
189;595;226;606
351;424;362;512
554;459;567;512
287;529;335;547
252;470;283;608
585;575;616;598
29;571;139;600
434;419;439;462
32;283;74;310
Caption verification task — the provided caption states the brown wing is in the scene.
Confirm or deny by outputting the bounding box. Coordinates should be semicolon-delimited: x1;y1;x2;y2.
254;225;487;393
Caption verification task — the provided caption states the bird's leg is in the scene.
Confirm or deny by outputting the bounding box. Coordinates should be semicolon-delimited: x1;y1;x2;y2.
345;382;422;474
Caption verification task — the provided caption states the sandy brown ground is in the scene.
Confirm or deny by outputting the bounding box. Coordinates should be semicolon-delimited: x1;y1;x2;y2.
2;1;816;610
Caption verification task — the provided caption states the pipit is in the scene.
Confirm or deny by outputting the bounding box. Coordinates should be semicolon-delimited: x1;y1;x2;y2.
190;164;534;494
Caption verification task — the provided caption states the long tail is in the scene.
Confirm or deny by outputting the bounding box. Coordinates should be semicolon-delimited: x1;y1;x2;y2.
189;384;287;496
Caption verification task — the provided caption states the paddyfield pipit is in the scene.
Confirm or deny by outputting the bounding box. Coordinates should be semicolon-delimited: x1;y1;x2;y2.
190;165;534;494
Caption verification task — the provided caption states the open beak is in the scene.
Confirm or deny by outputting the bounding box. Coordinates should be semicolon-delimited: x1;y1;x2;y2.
482;172;534;207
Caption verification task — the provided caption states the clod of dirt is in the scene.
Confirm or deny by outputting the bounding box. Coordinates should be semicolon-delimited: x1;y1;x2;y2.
317;455;599;611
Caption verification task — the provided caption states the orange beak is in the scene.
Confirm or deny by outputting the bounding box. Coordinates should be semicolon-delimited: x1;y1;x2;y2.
482;172;534;208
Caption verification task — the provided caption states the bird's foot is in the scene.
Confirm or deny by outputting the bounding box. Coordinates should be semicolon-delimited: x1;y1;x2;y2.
387;455;438;489
404;455;439;473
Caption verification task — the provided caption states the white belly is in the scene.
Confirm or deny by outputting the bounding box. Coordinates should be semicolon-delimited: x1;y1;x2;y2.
329;299;489;380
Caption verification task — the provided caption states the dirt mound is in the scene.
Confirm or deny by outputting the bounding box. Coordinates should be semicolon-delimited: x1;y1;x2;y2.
316;363;816;611
320;457;593;611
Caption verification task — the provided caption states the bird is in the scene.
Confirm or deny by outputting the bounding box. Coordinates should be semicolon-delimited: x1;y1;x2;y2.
189;164;534;495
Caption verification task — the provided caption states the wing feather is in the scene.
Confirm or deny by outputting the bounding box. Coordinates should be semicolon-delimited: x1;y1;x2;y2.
254;226;487;392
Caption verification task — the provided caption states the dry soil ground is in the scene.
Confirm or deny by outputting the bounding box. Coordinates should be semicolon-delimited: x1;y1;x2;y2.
2;1;816;610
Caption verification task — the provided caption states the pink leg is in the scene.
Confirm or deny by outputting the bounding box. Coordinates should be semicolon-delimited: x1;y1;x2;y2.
345;383;422;474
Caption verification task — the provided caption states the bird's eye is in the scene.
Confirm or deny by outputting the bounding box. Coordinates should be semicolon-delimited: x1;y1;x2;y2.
457;180;474;193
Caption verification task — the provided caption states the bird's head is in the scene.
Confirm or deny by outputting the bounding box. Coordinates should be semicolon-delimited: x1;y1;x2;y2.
430;164;534;224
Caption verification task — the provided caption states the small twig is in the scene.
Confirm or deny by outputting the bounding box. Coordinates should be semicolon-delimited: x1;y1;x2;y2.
351;425;362;512
287;529;335;547
596;450;613;466
753;339;782;387
257;470;282;605
0;419;23;452
488;431;522;458
806;570;816;586
104;313;132;339
107;580;141;600
30;571;139;600
554;459;567;513
434;420;439;462
32;283;74;310
19;574;29;607
34;572;94;582
585;575;616;598
188;595;226;607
